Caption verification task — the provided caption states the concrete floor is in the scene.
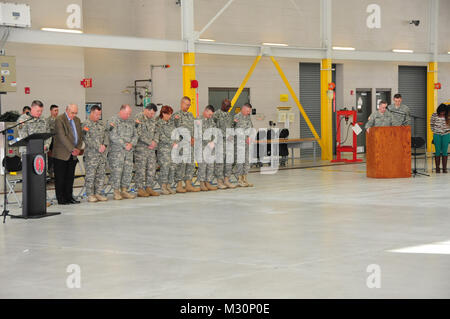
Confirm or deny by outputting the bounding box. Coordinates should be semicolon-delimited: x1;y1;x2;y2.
0;163;449;298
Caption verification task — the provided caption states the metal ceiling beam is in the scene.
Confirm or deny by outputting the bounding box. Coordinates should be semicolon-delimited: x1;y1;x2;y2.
5;27;450;63
6;28;187;52
197;0;235;38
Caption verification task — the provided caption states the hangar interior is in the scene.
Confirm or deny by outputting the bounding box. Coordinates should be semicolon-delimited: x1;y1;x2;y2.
0;0;449;298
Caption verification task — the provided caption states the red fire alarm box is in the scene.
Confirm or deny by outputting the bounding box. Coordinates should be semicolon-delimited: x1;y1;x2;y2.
25;87;30;94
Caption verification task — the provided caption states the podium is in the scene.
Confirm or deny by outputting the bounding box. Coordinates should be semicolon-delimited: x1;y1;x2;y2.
366;126;411;178
10;133;60;218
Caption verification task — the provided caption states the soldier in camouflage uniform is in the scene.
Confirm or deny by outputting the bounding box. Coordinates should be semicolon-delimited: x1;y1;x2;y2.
156;105;177;195
16;100;51;207
17;100;51;154
197;105;219;191
365;100;393;131
82;104;108;203
213;98;237;189
107;104;138;200
387;93;411;126
233;103;255;187
45;104;59;178
172;96;200;193
134;103;160;197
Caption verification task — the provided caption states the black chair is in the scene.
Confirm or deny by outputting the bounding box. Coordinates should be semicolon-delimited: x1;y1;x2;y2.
411;136;428;173
279;129;289;167
2;155;23;207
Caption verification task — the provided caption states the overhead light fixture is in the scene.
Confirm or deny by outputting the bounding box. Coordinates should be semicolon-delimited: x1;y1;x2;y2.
392;49;413;53
198;38;215;42
448;51;450;54
262;42;288;47
41;28;83;34
332;46;355;51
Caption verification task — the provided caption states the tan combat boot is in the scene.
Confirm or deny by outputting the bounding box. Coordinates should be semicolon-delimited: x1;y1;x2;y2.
176;181;187;193
121;187;136;199
114;189;123;200
137;188;149;197
224;177;237;189
185;179;201;192
167;184;176;194
205;182;218;191
243;175;253;187
200;181;209;191
216;179;227;190
237;176;247;187
95;194;108;201
146;187;160;196
160;184;170;195
87;195;98;203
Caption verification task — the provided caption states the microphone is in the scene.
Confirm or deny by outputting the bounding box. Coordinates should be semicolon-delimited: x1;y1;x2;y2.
25;111;30;115
135;123;139;128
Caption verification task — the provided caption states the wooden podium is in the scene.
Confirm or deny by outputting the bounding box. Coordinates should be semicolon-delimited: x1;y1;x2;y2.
366;126;411;178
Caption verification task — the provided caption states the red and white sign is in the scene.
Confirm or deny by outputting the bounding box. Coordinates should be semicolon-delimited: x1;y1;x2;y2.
81;78;93;88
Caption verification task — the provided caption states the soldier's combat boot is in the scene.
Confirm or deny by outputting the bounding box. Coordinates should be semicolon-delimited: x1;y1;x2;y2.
243;175;253;187
237;175;247;187
161;184;170;195
435;156;441;173
87;195;98;203
200;181;209;191
114;189;123;200
146;187;160;196
216;179;227;189
443;156;448;173
167;184;176;194
205;182;218;191
95;194;108;201
121;187;136;199
224;177;237;189
176;181;187;193
137;188;149;197
185;180;201;192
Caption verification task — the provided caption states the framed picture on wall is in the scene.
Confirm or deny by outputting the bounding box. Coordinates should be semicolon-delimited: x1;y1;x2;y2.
86;102;102;120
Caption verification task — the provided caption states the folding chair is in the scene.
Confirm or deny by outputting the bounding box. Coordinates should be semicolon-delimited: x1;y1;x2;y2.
2;155;23;207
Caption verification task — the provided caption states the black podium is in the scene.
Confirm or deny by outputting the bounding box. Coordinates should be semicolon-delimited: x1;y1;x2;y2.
10;133;60;219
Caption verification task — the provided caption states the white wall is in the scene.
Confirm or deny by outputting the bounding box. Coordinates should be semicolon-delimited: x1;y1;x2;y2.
2;43;85;119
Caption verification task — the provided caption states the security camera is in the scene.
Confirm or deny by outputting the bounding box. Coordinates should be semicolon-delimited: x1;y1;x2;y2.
409;20;420;26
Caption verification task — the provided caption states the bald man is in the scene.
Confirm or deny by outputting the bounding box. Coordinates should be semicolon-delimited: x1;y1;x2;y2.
53;104;83;205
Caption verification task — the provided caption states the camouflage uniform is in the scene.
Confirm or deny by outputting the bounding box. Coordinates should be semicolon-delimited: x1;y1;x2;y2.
172;110;195;182
107;115;138;190
197;116;217;183
156;118;177;184
387;104;411;126
16;114;51;154
134;112;159;189
45;116;57;135
213;109;234;180
365;111;393;130
45;116;57;175
233;112;253;176
82;119;108;197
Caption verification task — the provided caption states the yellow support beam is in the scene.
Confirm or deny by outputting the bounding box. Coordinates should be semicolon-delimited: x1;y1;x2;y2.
183;52;197;116
320;59;333;160
229;55;262;111
427;62;438;152
270;56;324;150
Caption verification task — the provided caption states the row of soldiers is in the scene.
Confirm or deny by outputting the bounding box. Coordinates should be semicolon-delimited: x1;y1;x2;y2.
82;97;254;202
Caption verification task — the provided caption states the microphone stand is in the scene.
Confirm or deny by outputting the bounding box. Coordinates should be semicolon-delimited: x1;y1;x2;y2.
1;115;34;223
387;107;429;177
409;112;429;177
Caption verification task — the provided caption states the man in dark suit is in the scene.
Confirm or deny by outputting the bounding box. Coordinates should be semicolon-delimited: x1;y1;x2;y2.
53;104;83;205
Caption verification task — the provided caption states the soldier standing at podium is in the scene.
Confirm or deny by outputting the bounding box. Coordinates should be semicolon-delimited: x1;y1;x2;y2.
387;93;411;126
365;101;393;133
16;100;51;154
